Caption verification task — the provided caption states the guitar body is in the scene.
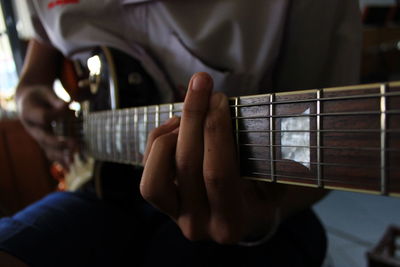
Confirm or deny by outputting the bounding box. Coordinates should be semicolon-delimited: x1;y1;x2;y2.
59;47;162;200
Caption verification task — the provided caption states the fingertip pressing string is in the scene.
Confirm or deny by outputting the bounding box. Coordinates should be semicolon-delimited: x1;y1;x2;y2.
237;207;281;247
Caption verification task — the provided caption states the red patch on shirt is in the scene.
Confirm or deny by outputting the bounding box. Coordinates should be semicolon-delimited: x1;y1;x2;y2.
48;0;80;9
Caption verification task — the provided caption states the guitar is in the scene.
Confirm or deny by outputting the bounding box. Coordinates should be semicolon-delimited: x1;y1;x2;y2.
56;47;400;198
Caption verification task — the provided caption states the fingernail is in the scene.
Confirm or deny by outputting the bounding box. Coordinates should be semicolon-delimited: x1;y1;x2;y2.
190;73;212;91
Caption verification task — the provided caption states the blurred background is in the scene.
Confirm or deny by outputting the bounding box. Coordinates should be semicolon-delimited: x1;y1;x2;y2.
0;1;399;266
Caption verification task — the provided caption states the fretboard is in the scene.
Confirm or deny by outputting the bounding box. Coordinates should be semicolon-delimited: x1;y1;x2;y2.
82;82;400;197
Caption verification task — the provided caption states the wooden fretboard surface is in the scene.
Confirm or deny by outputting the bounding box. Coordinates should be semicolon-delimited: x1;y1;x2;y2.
81;82;400;197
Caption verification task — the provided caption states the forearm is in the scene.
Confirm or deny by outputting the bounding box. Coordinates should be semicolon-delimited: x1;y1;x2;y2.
16;39;61;100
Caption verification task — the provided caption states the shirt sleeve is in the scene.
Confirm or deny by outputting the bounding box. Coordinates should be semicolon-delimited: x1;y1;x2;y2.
273;0;362;91
26;0;51;45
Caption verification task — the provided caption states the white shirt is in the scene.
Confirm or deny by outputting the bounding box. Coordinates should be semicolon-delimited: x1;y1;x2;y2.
29;0;362;101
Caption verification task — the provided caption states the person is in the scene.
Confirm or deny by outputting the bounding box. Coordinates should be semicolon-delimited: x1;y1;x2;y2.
0;0;362;266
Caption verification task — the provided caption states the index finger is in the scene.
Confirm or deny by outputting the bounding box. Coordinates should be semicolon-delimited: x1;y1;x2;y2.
175;72;213;227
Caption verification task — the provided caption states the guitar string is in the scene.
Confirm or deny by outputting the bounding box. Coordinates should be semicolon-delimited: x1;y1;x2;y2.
236;129;400;133
246;172;385;188
84;153;389;188
84;125;400;136
244;158;400;170
76;89;400;163
239;143;400;152
80;89;400;115
83;152;389;190
79;110;400;128
78;118;400;151
105;137;400;153
73;87;399;192
86;145;398;190
229;91;400;108
87;134;400;171
83;108;400;117
81;89;400;116
232;110;400;119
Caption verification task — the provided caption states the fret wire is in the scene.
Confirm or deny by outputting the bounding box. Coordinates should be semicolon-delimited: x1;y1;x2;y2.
129;109;135;163
115;110;120;162
269;94;275;182
105;112;109;161
118;110;123;162
235;97;241;167
169;104;173;118
239;143;400;152
247;173;382;187
244;157;395;170
134;108;139;165
144;106;148;155
155;105;160;128
228;91;400;108
103;112;109;160
231;110;400;120
119;111;124;162
380;84;387;195
102;113;107;159
107;112;112;160
316;89;322;188
125;109;131;163
111;110;116;162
